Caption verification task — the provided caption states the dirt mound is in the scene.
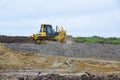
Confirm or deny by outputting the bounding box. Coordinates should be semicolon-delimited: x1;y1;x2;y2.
65;35;74;44
0;35;34;43
0;43;54;70
0;35;75;44
4;42;120;59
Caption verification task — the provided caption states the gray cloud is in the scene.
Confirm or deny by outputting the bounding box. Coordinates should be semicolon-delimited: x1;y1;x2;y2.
0;0;120;37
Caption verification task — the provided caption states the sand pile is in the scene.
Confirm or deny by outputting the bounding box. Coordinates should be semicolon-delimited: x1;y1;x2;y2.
0;43;71;71
0;43;53;70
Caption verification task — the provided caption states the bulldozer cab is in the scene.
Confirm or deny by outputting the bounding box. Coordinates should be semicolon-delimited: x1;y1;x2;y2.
40;24;59;36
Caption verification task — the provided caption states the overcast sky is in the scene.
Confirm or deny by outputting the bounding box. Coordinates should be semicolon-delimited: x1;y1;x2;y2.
0;0;120;37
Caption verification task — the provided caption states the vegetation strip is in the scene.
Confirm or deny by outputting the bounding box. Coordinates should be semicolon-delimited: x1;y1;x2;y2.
74;36;120;44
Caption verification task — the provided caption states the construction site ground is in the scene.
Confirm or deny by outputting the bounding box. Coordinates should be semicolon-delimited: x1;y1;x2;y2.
0;36;120;80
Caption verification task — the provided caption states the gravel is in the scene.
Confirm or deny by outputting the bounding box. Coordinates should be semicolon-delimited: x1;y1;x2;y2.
3;42;120;59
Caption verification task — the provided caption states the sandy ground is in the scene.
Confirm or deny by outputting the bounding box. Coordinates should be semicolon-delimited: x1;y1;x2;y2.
0;43;120;75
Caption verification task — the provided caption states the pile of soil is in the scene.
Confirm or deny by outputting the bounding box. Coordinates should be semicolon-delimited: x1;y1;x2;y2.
1;35;120;59
4;42;120;60
0;43;55;70
0;36;34;43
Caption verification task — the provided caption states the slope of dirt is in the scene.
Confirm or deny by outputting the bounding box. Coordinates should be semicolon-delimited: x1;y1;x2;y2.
4;42;120;60
1;35;120;59
0;43;120;75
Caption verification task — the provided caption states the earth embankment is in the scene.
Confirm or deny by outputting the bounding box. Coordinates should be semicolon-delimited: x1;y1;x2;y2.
3;42;120;59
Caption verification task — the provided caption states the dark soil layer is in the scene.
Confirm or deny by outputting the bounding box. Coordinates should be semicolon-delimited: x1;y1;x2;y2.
0;36;34;43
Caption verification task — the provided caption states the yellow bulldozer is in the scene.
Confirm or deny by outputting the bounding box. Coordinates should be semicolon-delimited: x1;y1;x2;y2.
30;24;66;44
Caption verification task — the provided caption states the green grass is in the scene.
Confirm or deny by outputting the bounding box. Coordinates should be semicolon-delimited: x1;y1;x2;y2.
74;36;120;44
